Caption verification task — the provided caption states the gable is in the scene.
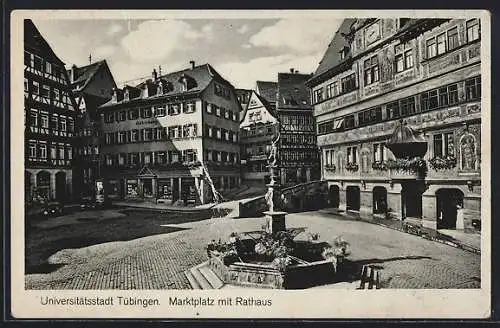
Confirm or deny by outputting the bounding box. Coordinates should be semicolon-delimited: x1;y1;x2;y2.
240;91;277;128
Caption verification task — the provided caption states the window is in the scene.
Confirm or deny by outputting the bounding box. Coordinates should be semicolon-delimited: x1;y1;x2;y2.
50;144;57;159
400;96;416;116
215;106;221;117
447;27;459;50
52;88;59;101
128;109;139;120
105;155;113;166
216;128;222;139
436;33;446;55
233;132;238;143
40;113;49;128
169;126;181;139
129;153;138;165
143;128;152;141
32;81;39;94
364;56;379;85
433;132;455;157
105;133;113;145
58;145;65;159
358;107;382;126
347;146;357;164
33;55;42;71
373;143;385;162
24;78;29;92
184;149;197;162
142;107;152;118
183;124;197;138
105;112;114;123
156;105;166;117
67;147;73;160
421;89;439;111
118;153;125;166
341;73;357;93
426;38;436;58
224;108;230;119
130;130;138;142
395;42;414;73
170;104;180;115
39;143;47;159
117;131;126;144
205;125;213;138
465;76;481;101
45;62;51;74
438;84;459;106
386;101;400;119
59;117;66;132
119;111;127;121
29;141;37;158
313;88;324;103
206;103;213;114
184;102;196;113
467;19;480;42
344;115;355;129
143;152;151;164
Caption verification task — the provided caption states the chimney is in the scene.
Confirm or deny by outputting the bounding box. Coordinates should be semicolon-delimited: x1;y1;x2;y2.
158;65;162;77
290;68;294;74
71;64;77;83
190;60;195;69
152;68;158;81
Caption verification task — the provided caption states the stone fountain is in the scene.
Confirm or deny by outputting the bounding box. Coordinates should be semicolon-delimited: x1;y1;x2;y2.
184;132;352;290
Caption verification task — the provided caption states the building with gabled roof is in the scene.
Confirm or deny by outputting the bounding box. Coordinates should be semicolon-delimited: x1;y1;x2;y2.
97;62;241;204
276;70;319;186
24;19;78;203
239;90;279;184
307;18;482;232
67;60;117;198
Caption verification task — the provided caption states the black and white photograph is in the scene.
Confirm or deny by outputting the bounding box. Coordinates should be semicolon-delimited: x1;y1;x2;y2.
10;10;490;318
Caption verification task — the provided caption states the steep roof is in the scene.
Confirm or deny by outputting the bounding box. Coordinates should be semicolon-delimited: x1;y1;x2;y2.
277;73;312;110
24;19;65;65
68;60;106;91
100;63;233;108
239;90;277;123
256;81;278;103
312;18;358;79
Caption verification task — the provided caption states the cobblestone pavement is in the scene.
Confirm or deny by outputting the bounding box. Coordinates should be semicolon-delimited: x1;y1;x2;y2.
25;210;481;289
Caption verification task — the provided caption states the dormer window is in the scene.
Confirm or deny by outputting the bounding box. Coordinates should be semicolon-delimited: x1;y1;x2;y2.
339;46;349;60
124;89;130;101
112;88;118;103
157;82;163;95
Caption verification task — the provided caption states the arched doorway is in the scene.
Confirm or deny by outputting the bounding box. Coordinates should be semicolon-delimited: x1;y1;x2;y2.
436;188;464;229
55;171;67;201
36;171;51;200
25;171;32;202
329;185;340;208
346;186;360;211
373;186;387;214
401;181;423;219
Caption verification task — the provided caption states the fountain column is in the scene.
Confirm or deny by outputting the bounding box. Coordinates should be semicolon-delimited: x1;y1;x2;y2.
263;133;287;235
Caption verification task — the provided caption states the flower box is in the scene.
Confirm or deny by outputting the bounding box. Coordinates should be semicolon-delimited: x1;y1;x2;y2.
345;163;359;172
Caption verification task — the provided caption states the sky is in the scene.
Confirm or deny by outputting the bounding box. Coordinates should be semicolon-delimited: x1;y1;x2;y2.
32;18;343;89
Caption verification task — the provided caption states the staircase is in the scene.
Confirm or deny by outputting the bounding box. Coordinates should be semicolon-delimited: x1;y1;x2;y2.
184;261;225;289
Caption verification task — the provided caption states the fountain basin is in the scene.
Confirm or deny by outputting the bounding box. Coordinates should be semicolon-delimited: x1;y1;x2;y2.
207;237;342;289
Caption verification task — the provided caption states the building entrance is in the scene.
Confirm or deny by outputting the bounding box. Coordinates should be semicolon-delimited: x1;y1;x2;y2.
436;188;464;229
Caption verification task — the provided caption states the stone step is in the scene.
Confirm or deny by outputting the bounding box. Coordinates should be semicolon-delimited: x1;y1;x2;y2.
190;264;213;290
198;264;224;289
184;270;201;289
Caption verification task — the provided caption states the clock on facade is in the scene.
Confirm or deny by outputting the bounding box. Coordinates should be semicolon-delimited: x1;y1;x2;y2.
365;21;381;45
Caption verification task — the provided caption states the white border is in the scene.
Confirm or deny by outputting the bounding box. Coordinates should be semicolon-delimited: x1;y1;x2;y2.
10;9;491;319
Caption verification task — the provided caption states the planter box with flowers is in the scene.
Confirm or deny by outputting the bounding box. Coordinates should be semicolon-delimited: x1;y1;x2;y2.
324;164;336;172
372;161;388;171
206;230;351;289
429;155;457;170
386;157;427;179
345;162;359;172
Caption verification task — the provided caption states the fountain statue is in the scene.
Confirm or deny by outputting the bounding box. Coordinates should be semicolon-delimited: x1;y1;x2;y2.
263;131;287;234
